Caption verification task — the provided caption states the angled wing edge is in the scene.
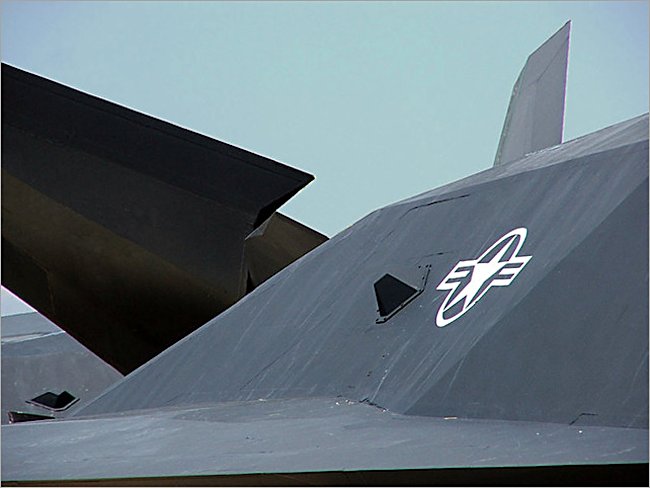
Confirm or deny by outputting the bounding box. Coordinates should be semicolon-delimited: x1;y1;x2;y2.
1;63;318;373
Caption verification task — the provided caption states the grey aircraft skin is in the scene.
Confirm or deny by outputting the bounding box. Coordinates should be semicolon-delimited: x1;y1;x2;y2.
1;313;122;424
2;22;648;486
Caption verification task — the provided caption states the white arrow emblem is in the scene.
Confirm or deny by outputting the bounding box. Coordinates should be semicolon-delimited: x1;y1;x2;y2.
435;228;532;327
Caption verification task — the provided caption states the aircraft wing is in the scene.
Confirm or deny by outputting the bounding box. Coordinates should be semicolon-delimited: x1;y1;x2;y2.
1;313;121;425
2;397;646;486
2;63;326;374
2;23;647;486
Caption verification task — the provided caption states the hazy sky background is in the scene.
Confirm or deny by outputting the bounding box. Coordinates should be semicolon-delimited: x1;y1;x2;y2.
1;1;648;316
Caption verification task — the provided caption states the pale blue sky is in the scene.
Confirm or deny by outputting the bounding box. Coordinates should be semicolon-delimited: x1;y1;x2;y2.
1;1;647;316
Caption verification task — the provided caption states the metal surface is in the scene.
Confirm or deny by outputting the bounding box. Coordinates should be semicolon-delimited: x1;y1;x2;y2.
243;213;327;292
74;115;648;431
2;64;323;374
494;22;570;166
1;24;647;486
2;398;647;484
1;313;122;424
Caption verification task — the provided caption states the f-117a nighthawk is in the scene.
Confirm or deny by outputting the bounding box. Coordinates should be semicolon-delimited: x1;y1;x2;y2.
2;21;647;486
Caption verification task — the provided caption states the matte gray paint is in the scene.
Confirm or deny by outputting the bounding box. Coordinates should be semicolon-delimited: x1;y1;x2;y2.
2;398;647;482
1;313;122;424
75;115;648;433
494;22;570;166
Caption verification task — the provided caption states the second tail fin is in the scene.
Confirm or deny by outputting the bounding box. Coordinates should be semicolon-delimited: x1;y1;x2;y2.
494;21;571;166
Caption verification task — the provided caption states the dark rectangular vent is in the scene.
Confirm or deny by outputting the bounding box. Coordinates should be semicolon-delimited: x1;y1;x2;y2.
26;391;78;411
374;274;418;317
374;266;431;323
8;411;54;423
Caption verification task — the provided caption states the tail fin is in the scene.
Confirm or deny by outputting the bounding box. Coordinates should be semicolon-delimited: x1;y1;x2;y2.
493;21;570;166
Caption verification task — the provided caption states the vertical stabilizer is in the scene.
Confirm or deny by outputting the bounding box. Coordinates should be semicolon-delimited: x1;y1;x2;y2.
494;22;570;166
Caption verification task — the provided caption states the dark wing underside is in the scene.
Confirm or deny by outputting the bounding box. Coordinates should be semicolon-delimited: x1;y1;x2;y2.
1;64;326;374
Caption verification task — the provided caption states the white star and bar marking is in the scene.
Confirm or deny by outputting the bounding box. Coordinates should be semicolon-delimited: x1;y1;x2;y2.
436;228;532;327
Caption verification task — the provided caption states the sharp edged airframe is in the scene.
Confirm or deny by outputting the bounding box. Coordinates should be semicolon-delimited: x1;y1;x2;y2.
2;21;648;486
